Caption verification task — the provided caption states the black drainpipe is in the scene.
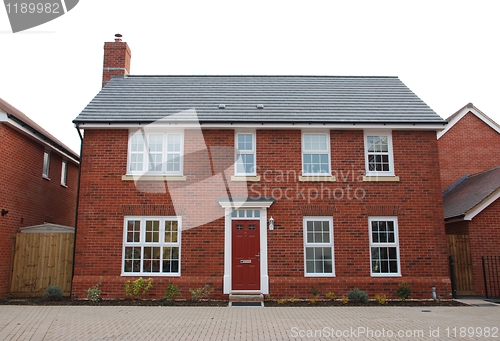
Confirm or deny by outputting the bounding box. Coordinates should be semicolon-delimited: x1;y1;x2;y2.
70;125;84;297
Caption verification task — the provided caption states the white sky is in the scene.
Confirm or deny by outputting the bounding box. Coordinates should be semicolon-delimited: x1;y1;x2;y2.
1;1;499;154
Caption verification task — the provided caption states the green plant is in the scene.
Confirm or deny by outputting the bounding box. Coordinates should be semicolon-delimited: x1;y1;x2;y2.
277;298;287;305
396;282;412;301
124;277;153;299
164;283;180;301
347;288;369;303
188;284;213;301
341;295;349;304
87;277;102;303
264;295;274;302
309;297;317;305
289;296;298;303
375;294;387;305
44;285;64;301
325;292;336;300
310;286;319;296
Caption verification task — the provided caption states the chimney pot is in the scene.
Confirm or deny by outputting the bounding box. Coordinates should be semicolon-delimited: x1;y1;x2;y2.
114;33;123;42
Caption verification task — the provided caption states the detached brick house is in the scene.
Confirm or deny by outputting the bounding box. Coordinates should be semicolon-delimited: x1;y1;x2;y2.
0;98;79;297
72;36;450;299
438;103;500;297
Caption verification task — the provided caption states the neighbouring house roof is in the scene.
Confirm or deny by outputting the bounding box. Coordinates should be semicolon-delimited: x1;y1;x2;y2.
74;75;446;126
443;166;500;221
0;97;80;163
437;102;500;139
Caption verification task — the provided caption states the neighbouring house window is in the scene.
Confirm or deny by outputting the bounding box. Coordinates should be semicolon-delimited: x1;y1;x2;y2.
364;131;394;176
128;131;183;175
369;217;400;276
235;132;256;176
303;217;335;276
61;161;67;186
123;217;181;276
43;151;50;178
302;133;330;175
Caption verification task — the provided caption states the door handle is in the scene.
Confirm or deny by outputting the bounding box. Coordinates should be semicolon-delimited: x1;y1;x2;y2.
256;253;260;262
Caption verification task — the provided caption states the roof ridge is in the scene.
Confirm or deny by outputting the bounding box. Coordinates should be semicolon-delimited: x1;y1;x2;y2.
125;75;400;79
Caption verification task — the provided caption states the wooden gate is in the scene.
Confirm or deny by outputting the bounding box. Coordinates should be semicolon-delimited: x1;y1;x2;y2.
446;234;474;295
10;233;74;297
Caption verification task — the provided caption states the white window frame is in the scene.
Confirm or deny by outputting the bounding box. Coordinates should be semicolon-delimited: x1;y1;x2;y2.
122;216;181;276
234;131;256;176
301;132;331;176
368;216;401;277
61;160;67;186
127;130;184;176
364;130;395;176
42;151;50;179
303;216;335;277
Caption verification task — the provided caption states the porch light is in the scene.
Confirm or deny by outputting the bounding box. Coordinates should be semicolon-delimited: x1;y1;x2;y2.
269;217;274;230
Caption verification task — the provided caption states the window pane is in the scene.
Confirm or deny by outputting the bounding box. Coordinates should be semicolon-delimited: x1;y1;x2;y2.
143;247;161;272
167;134;181;152
254;210;260;218
145;220;160;242
148;134;163;152
127;220;141;242
124;246;141;272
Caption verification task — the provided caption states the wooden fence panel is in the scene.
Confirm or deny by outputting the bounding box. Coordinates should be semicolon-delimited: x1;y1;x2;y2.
9;233;74;297
446;234;474;295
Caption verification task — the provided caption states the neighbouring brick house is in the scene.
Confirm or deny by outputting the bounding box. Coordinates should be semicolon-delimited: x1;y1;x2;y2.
72;36;450;300
438;103;500;297
0;98;80;297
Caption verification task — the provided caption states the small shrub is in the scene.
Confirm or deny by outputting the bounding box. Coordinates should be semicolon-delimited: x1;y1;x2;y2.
164;283;180;301
375;294;387;305
347;288;369;303
325;292;336;300
309;297;317;305
264;295;274;302
396;282;412;301
124;277;153;299
310;286;319;296
277;298;287;305
341;295;349;304
189;284;213;301
289;296;298;303
87;277;102;303
44;285;63;301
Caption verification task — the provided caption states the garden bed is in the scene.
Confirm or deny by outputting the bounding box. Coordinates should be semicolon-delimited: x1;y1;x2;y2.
0;297;467;307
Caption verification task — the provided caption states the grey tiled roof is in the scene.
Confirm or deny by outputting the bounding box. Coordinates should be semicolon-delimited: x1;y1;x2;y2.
74;76;445;124
443;166;500;220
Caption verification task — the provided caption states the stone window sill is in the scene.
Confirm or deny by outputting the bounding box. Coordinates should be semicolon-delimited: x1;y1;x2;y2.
121;175;187;181
363;176;400;182
299;176;336;182
231;176;261;182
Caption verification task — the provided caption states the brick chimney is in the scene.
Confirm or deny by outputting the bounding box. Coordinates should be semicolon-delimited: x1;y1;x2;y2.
102;34;131;88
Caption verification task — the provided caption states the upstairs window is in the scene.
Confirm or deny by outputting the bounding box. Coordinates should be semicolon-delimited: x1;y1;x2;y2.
235;132;256;176
61;161;67;186
364;131;394;176
42;151;50;178
128;131;183;175
302;133;330;175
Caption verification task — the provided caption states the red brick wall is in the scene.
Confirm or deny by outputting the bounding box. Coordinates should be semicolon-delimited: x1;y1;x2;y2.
0;124;78;297
438;112;500;191
73;128;449;300
467;199;500;296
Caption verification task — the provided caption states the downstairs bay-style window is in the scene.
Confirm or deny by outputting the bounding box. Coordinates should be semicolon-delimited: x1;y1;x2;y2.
303;217;335;276
369;217;400;276
128;131;183;175
123;217;181;276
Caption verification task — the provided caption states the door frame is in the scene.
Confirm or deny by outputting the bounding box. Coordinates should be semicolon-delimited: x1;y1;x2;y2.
218;198;274;294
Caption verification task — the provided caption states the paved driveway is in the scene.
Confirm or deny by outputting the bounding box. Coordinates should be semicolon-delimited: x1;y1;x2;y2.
0;302;498;340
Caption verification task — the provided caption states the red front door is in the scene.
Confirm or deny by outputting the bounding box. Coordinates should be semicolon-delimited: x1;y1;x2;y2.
232;220;260;290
